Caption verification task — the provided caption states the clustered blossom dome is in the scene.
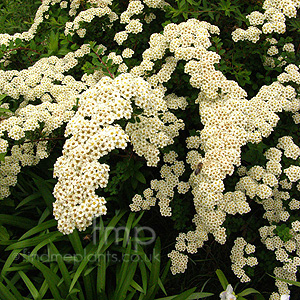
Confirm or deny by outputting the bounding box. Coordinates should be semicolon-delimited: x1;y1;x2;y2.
0;0;299;298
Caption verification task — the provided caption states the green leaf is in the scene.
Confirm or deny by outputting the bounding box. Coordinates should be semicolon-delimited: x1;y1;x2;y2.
0;152;6;161
0;214;36;229
2;276;24;300
139;261;148;295
0;94;7;102
238;288;261;297
216;269;229;290
268;274;300;287
68;229;84;255
97;253;106;294
16;192;42;209
171;288;197;300
19;219;57;240
155;292;213;300
0;280;17;300
33;177;55;212
68;244;97;292
21;254;64;300
18;271;41;300
115;248;138;299
48;31;59;53
135;171;146;184
144;238;161;300
1;249;22;276
0;225;9;240
6;231;62;251
131;177;138;190
130;280;144;293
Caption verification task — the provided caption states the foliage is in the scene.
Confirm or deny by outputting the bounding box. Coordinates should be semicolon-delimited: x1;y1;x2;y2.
0;0;300;299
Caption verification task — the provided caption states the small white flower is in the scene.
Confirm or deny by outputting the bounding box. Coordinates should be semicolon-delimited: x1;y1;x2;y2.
220;284;236;300
281;295;290;300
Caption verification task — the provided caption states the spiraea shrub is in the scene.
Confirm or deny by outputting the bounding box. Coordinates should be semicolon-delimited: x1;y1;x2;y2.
0;0;300;299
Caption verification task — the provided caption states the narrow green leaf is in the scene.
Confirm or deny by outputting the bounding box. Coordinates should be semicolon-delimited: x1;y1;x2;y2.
68;229;84;255
269;274;300;287
68;245;97;292
2;276;23;300
170;288;197;300
18;271;41;300
48;242;72;287
1;250;22;276
0;225;9;240
238;288;261;297
96;211;126;253
115;239;132;297
123;212;135;248
115;259;138;300
21;254;63;300
20;219;57;240
130;280;144;293
139;261;148;295
216;269;229;290
97;253;106;294
0;281;17;300
132;212;144;228
6;231;62;251
0;214;35;229
33;178;55;212
155;292;214;300
0;94;7;102
135;171;146;184
16;192;42;209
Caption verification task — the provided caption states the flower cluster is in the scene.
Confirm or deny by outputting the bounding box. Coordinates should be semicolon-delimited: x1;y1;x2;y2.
230;237;258;283
232;0;300;43
0;46;92;198
234;133;300;296
130;151;189;215
53;73;184;234
0;0;300;298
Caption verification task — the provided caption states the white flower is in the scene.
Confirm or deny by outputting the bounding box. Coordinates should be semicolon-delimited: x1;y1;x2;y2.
220;285;236;300
281;295;290;300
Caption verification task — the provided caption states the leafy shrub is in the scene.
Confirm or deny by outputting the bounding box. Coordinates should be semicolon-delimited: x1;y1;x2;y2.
0;0;300;299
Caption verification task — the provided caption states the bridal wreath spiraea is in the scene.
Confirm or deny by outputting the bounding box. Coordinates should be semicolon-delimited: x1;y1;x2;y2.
0;0;300;298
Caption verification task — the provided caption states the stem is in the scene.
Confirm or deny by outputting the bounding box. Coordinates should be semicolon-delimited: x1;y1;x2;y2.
92;49;115;79
23;136;66;143
6;47;41;55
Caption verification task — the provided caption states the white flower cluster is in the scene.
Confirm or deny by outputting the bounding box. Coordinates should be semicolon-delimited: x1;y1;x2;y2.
130;150;190;216
167;250;188;275
122;17;300;275
263;39;295;69
64;6;113;37
114;0;168;46
230;237;258;283
53;75;133;234
0;47;91;199
277;136;300;160
54;73;184;233
260;225;299;297
232;0;300;43
0;0;54;46
125;80;184;167
234;133;300;297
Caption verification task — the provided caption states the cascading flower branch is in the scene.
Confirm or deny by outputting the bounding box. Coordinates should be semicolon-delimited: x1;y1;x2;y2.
52;73;184;234
0;0;300;298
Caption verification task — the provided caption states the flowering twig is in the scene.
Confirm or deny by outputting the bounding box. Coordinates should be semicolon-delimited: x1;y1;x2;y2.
5;47;41;55
23;136;66;143
92;49;115;79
